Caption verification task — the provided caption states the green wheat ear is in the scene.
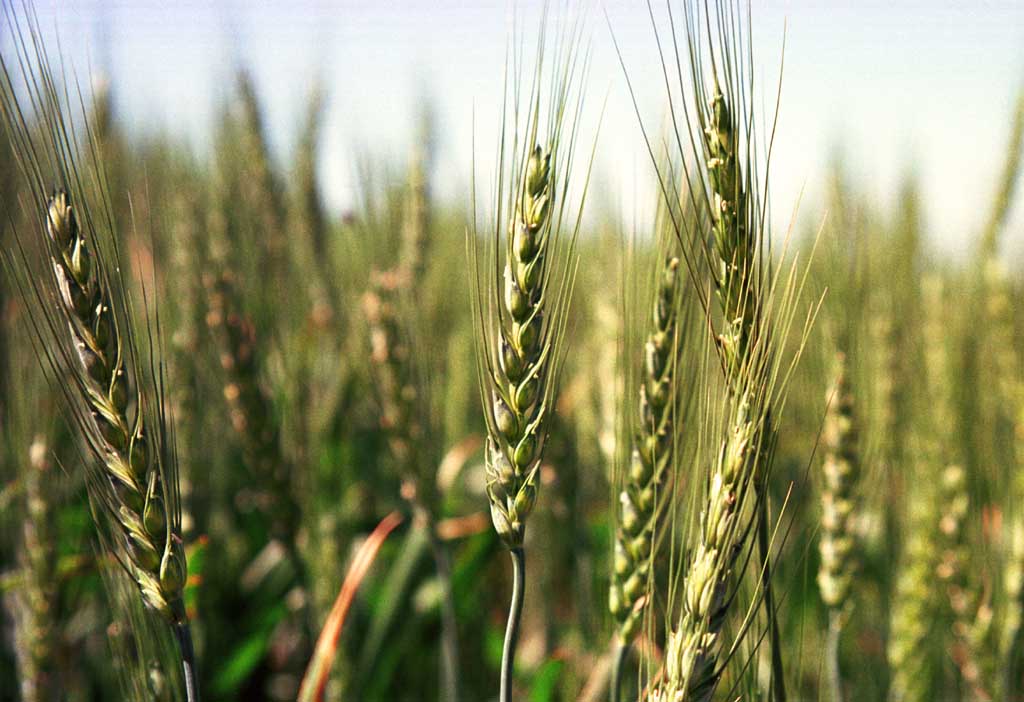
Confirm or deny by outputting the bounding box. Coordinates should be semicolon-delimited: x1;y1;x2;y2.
45;192;188;623
469;17;592;700
483;144;556;551
660;390;762;702
818;351;861;702
610;256;682;644
0;13;199;698
887;475;939;702
9;436;60;702
936;464;994;700
818;352;860;612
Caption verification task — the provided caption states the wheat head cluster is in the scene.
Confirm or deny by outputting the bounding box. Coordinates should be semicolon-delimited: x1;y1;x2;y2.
0;2;1023;702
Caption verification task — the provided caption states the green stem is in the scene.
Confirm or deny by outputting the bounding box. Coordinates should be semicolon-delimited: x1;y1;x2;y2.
826;611;844;702
174;621;201;702
756;499;786;702
422;508;461;702
500;548;526;702
610;639;629;702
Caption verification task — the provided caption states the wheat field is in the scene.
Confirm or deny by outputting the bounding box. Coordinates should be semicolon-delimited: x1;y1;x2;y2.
1;2;1023;701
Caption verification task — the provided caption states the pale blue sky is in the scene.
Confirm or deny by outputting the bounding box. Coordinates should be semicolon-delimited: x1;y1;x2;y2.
20;1;1024;258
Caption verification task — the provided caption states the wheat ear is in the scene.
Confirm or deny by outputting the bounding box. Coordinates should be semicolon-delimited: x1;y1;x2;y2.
482;144;556;553
1005;500;1024;699
8;436;60;702
204;267;298;543
45;193;188;622
887;477;938;702
609;256;681;700
818;352;860;702
0;15;200;692
44;195;199;701
702;81;787;702
936;465;993;701
472;29;590;691
483;144;556;702
657;391;761;702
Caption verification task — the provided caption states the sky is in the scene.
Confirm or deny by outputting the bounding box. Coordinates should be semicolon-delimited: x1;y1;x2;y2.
14;0;1024;258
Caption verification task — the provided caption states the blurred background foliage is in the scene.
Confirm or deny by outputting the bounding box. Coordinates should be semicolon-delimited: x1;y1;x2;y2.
0;44;1022;702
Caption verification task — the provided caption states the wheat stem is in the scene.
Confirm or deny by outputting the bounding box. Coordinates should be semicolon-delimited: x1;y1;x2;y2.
174;621;201;702
825;610;843;702
610;638;630;702
429;527;461;702
500;547;526;702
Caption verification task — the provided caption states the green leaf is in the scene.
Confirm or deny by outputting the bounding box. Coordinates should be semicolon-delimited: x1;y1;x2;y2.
529;659;564;702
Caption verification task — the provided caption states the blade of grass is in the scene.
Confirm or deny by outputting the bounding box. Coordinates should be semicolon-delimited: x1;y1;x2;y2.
298;510;404;702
